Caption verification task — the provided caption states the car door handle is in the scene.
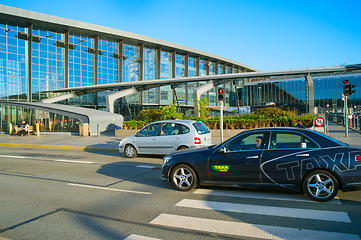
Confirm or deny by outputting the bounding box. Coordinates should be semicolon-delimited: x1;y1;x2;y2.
247;156;259;159
175;137;180;139
296;153;309;157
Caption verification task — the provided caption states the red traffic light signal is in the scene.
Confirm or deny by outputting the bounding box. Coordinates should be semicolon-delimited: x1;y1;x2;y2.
218;88;225;101
343;79;356;96
343;79;350;96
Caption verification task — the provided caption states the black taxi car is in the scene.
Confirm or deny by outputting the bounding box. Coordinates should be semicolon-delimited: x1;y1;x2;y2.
161;127;361;202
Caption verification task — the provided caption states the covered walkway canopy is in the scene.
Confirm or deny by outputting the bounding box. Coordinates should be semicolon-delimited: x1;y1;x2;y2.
42;64;361;115
0;101;123;135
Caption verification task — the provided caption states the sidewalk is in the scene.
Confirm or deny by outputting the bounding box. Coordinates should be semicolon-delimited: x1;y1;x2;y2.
325;122;361;147
0;122;360;151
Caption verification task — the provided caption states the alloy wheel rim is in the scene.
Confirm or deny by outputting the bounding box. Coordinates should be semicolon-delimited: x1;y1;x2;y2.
173;168;193;189
126;146;134;157
307;173;334;199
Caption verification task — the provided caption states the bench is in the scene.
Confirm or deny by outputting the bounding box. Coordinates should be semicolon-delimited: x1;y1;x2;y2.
28;126;34;135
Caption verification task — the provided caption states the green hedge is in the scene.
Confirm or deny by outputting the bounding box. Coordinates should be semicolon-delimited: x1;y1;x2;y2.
123;115;315;130
122;107;315;130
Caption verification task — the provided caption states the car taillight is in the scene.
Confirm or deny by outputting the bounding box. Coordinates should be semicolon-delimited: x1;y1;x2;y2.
194;137;201;144
357;155;361;163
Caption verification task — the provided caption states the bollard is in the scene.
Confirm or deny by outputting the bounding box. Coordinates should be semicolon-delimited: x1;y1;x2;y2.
97;124;100;137
9;123;12;135
36;123;40;136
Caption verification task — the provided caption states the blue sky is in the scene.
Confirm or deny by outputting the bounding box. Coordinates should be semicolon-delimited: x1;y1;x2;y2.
1;0;360;71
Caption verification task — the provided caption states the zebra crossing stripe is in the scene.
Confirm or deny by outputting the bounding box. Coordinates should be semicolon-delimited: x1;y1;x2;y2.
136;165;156;169
175;199;350;222
194;189;342;204
150;213;360;240
123;234;162;240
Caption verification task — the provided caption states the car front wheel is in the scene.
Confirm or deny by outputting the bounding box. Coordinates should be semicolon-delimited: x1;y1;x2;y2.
170;164;197;191
302;170;338;202
124;144;137;158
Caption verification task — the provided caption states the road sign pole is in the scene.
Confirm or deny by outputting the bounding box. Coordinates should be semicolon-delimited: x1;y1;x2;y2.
220;100;223;142
345;96;348;137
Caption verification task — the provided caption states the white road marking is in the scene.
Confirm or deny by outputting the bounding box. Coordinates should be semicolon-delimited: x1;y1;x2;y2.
136;165;156;169
0;155;27;159
67;183;151;195
176;199;350;223
55;159;94;164
194;189;342;204
124;234;162;240
150;214;360;240
0;155;94;164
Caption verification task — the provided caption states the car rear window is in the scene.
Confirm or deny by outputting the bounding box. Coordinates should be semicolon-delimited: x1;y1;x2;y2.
178;124;190;134
192;122;210;134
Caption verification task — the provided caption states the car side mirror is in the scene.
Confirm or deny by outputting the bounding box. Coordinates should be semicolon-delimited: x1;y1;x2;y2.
218;146;227;154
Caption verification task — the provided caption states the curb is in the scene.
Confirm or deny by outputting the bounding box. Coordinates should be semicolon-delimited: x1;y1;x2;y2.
0;143;118;152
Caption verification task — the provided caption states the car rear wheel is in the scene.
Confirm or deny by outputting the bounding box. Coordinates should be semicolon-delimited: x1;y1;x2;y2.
302;170;338;202
170;164;197;191
124;144;137;158
177;146;189;151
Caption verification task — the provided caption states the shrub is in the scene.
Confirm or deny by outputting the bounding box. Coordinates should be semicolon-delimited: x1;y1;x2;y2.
124;106;316;130
160;104;183;120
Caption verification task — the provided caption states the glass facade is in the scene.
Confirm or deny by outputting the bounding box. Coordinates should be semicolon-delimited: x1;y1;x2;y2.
239;73;361;114
142;47;158;105
0;23;27;101
0;9;253;121
32;27;64;101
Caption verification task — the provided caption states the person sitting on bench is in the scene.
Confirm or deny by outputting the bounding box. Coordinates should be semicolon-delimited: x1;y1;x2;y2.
17;121;29;136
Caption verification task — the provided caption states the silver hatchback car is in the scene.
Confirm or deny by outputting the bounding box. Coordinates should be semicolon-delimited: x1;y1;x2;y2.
119;120;212;158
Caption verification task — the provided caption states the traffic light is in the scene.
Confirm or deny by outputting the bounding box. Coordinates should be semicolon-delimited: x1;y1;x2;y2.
343;79;350;96
218;88;225;102
343;79;356;96
349;83;356;96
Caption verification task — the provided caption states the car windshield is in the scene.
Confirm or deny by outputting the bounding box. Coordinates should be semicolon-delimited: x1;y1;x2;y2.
192;122;210;134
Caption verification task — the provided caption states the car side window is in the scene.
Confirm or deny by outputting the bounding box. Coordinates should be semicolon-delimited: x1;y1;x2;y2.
161;123;179;135
302;137;319;148
137;123;161;137
270;132;305;149
225;132;266;151
178;124;190;134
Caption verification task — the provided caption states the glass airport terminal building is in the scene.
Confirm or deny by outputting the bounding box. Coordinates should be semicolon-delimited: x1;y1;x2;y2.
0;5;360;134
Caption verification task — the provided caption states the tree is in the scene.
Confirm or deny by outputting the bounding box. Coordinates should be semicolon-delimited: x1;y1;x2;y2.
160;104;183;120
196;96;210;119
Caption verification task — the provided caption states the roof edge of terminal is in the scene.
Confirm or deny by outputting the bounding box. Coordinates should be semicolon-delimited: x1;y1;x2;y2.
0;4;259;72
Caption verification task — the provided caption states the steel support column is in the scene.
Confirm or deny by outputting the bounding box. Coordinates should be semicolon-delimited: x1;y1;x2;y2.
64;30;69;89
106;88;138;113
118;41;123;83
305;74;314;114
193;82;215;117
27;24;32;102
156;48;161;105
94;36;99;106
139;44;144;104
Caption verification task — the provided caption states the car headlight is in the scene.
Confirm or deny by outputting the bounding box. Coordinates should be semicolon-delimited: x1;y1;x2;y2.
163;156;172;164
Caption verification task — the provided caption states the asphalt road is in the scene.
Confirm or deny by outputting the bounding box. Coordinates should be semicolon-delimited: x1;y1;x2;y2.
0;147;361;240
